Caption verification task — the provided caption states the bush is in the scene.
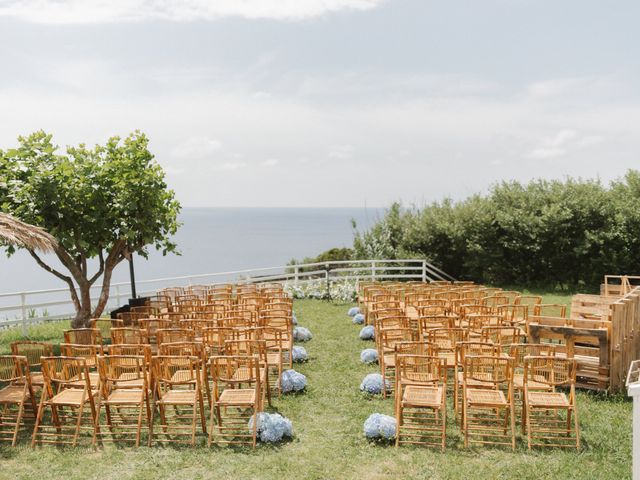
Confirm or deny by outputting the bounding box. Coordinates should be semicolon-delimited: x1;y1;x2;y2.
293;326;313;342
363;413;396;440
360;373;390;395
352;313;365;325
348;306;360;317
248;413;293;443
360;348;378;364
359;325;375;340
292;346;308;363
351;170;640;290
280;369;307;393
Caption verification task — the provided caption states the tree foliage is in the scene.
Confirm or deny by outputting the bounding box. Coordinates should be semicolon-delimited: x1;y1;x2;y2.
0;131;181;326
352;172;640;289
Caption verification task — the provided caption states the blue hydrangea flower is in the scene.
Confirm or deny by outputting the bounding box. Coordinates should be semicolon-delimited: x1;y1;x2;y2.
248;412;293;443
360;373;391;395
360;348;378;364
292;311;298;326
359;325;375;340
352;313;365;325
348;306;361;317
292;346;308;363
280;369;307;393
293;326;313;342
363;413;396;440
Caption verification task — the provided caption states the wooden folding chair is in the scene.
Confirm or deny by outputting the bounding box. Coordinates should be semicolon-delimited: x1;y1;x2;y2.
208;355;262;448
462;355;515;450
93;355;152;447
110;327;148;345
32;356;99;447
0;355;36;445
523;356;579;449
151;355;207;446
377;328;416;399
63;328;102;345
395;355;447;450
10;341;53;391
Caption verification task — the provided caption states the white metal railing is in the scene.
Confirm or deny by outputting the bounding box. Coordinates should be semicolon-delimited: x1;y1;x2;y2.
0;258;454;331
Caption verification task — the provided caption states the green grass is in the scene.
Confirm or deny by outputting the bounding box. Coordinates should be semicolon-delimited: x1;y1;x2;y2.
0;295;632;479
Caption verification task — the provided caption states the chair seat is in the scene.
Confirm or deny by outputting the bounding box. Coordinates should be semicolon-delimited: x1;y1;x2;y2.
383;354;396;366
527;391;569;408
158;390;197;405
105;389;145;405
50;388;98;406
218;388;256;406
513;374;551;390
402;385;443;407
465;388;507;406
0;385;30;404
67;372;100;389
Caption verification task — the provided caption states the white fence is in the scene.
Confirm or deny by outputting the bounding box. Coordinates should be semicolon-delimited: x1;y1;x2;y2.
0;258;454;331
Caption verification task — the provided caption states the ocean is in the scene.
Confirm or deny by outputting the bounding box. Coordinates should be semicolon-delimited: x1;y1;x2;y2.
0;207;382;294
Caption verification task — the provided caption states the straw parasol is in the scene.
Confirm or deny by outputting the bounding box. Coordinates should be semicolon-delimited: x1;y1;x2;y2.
0;212;58;252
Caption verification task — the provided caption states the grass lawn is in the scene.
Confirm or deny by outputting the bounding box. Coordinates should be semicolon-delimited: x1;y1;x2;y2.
0;294;632;480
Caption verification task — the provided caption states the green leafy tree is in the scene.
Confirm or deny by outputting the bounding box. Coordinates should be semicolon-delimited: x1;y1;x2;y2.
0;131;181;328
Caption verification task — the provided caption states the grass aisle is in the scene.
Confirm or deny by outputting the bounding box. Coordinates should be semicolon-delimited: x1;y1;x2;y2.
0;297;632;479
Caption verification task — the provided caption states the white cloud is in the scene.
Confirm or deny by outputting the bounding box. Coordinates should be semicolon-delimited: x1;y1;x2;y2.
213;161;247;171
328;144;354;160
171;136;222;159
0;0;385;24
527;129;606;160
261;159;280;167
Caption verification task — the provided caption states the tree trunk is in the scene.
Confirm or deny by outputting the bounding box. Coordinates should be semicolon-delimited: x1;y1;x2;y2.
71;282;93;328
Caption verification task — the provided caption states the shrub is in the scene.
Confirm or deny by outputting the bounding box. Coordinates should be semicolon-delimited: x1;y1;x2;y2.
248;413;293;443
280;369;307;393
360;348;378;364
352;313;365;325
292;346;308;363
293;326;313;342
360;373;390;395
363;413;396;440
359;325;375;340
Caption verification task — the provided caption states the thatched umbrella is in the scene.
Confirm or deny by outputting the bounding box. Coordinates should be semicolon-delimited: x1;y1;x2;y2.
0;212;58;252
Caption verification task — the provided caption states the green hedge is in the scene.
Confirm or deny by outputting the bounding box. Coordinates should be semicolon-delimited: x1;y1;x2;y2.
352;171;640;290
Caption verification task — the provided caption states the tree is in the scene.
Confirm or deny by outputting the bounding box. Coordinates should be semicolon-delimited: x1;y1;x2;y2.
0;131;181;328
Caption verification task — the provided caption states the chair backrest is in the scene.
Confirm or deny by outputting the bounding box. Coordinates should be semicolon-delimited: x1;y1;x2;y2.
97;355;148;392
153;355;201;390
0;355;30;384
63;328;102;345
41;356;91;392
202;327;235;354
209;355;261;392
110;327;148;345
426;328;469;353
395;354;446;386
533;304;567;318
509;343;556;371
524;356;576;388
455;341;501;368
10;341;53;369
107;344;152;364
224;339;268;364
158;341;205;360
394;341;435;356
479;326;525;348
156;328;196;345
378;328;415;351
418;315;453;336
463;355;513;387
60;343;102;369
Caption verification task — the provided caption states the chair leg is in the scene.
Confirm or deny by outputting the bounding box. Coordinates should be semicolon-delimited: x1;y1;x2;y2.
12;399;25;447
31;391;47;448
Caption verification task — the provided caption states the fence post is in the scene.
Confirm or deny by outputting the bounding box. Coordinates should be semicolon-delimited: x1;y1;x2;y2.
372;261;376;281
20;293;27;337
294;266;299;286
115;285;122;306
422;260;427;282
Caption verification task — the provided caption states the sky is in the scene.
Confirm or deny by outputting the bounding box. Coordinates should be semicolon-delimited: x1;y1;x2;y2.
0;0;639;208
